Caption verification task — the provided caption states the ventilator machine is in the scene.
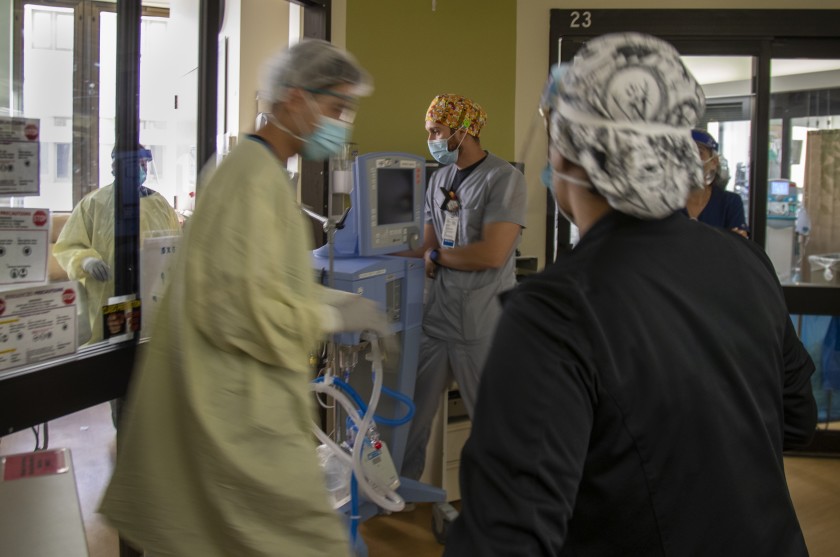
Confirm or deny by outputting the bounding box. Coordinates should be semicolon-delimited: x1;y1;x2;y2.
307;152;446;555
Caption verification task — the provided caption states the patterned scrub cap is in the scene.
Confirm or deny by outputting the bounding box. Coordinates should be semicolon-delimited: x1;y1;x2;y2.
425;94;487;137
546;32;706;219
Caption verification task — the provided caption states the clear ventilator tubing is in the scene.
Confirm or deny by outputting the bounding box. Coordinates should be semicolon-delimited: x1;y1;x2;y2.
310;384;355;467
311;335;405;512
350;335;405;512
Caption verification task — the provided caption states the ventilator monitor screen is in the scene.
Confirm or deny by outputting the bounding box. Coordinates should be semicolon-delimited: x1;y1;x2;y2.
376;168;415;225
770;179;792;197
354;152;425;256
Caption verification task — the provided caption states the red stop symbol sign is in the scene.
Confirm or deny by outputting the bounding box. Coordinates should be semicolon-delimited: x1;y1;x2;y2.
62;289;76;305
33;210;48;226
24;123;39;141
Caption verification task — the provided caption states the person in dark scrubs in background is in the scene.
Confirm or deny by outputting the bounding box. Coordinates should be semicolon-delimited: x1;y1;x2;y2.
682;128;750;237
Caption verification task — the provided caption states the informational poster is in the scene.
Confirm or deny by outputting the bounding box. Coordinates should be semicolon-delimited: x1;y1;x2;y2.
0;281;78;374
140;235;181;337
0;208;50;285
0;117;40;196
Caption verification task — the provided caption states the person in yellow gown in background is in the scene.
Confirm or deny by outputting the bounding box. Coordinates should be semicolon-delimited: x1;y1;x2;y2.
53;145;181;344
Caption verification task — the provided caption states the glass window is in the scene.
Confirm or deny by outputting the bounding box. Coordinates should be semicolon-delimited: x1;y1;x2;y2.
149;144;165;180
55;11;73;51
39;141;50;175
99;13;180;208
55;142;71;180
30;9;52;50
4;1;193;353
22;4;74;211
769;58;840;286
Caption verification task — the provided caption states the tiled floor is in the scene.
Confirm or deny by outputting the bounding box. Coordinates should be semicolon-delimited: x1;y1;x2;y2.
1;403;838;557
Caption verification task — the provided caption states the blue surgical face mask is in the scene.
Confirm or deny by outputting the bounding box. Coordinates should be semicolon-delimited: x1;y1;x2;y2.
110;158;149;186
299;92;353;161
428;129;467;165
268;94;354;161
540;163;553;189
428;138;457;165
301;115;352;161
541;163;590;189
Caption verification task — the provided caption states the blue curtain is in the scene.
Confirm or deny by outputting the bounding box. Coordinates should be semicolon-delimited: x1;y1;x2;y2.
796;314;840;422
822;316;840;391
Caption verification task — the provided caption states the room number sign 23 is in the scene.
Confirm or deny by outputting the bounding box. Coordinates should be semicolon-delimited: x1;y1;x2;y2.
569;11;592;29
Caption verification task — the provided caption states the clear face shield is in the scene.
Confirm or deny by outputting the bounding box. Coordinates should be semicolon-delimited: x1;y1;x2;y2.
539;64;570;132
538;64;590;188
303;87;359;125
535;63;585;247
537;63;573;186
254;86;360;131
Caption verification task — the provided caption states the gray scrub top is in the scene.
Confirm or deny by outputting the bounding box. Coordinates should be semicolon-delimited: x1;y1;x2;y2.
423;152;527;342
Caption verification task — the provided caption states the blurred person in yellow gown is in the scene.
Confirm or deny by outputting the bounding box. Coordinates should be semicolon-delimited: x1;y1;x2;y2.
100;40;390;557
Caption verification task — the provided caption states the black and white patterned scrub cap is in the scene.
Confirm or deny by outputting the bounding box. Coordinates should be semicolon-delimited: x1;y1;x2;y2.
546;33;706;219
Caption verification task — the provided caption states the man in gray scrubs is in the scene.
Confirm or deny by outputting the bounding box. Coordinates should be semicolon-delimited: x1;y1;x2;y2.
401;93;527;482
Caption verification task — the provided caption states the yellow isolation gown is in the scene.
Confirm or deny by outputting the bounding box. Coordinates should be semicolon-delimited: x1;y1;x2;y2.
99;138;351;557
53;184;182;343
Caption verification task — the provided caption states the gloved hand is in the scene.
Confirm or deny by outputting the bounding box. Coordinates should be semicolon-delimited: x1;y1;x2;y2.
323;291;398;359
330;294;391;338
82;257;111;281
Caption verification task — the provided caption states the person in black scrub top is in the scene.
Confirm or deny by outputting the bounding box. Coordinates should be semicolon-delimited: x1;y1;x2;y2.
444;33;816;557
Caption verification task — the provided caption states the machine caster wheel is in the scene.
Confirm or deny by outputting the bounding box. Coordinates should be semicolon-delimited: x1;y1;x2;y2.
432;502;459;545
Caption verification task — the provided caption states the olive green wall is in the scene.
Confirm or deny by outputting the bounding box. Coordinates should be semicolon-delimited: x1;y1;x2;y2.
339;1;836;268
346;0;517;161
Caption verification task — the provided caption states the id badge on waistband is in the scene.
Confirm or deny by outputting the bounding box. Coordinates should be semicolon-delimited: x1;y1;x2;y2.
441;213;458;248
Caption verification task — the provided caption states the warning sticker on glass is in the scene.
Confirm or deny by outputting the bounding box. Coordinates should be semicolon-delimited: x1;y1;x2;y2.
0;117;40;196
0;282;78;374
0;208;49;285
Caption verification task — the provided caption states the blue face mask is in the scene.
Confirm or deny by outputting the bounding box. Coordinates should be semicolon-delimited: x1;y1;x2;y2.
268;93;354;161
428;138;457;165
428;128;468;166
541;163;590;189
110;157;149;186
541;163;552;189
301;115;352;161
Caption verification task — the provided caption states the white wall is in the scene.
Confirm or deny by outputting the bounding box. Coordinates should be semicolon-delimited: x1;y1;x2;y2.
237;0;290;136
217;0;290;145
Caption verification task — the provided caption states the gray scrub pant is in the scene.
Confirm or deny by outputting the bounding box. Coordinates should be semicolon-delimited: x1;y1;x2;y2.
401;332;492;481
